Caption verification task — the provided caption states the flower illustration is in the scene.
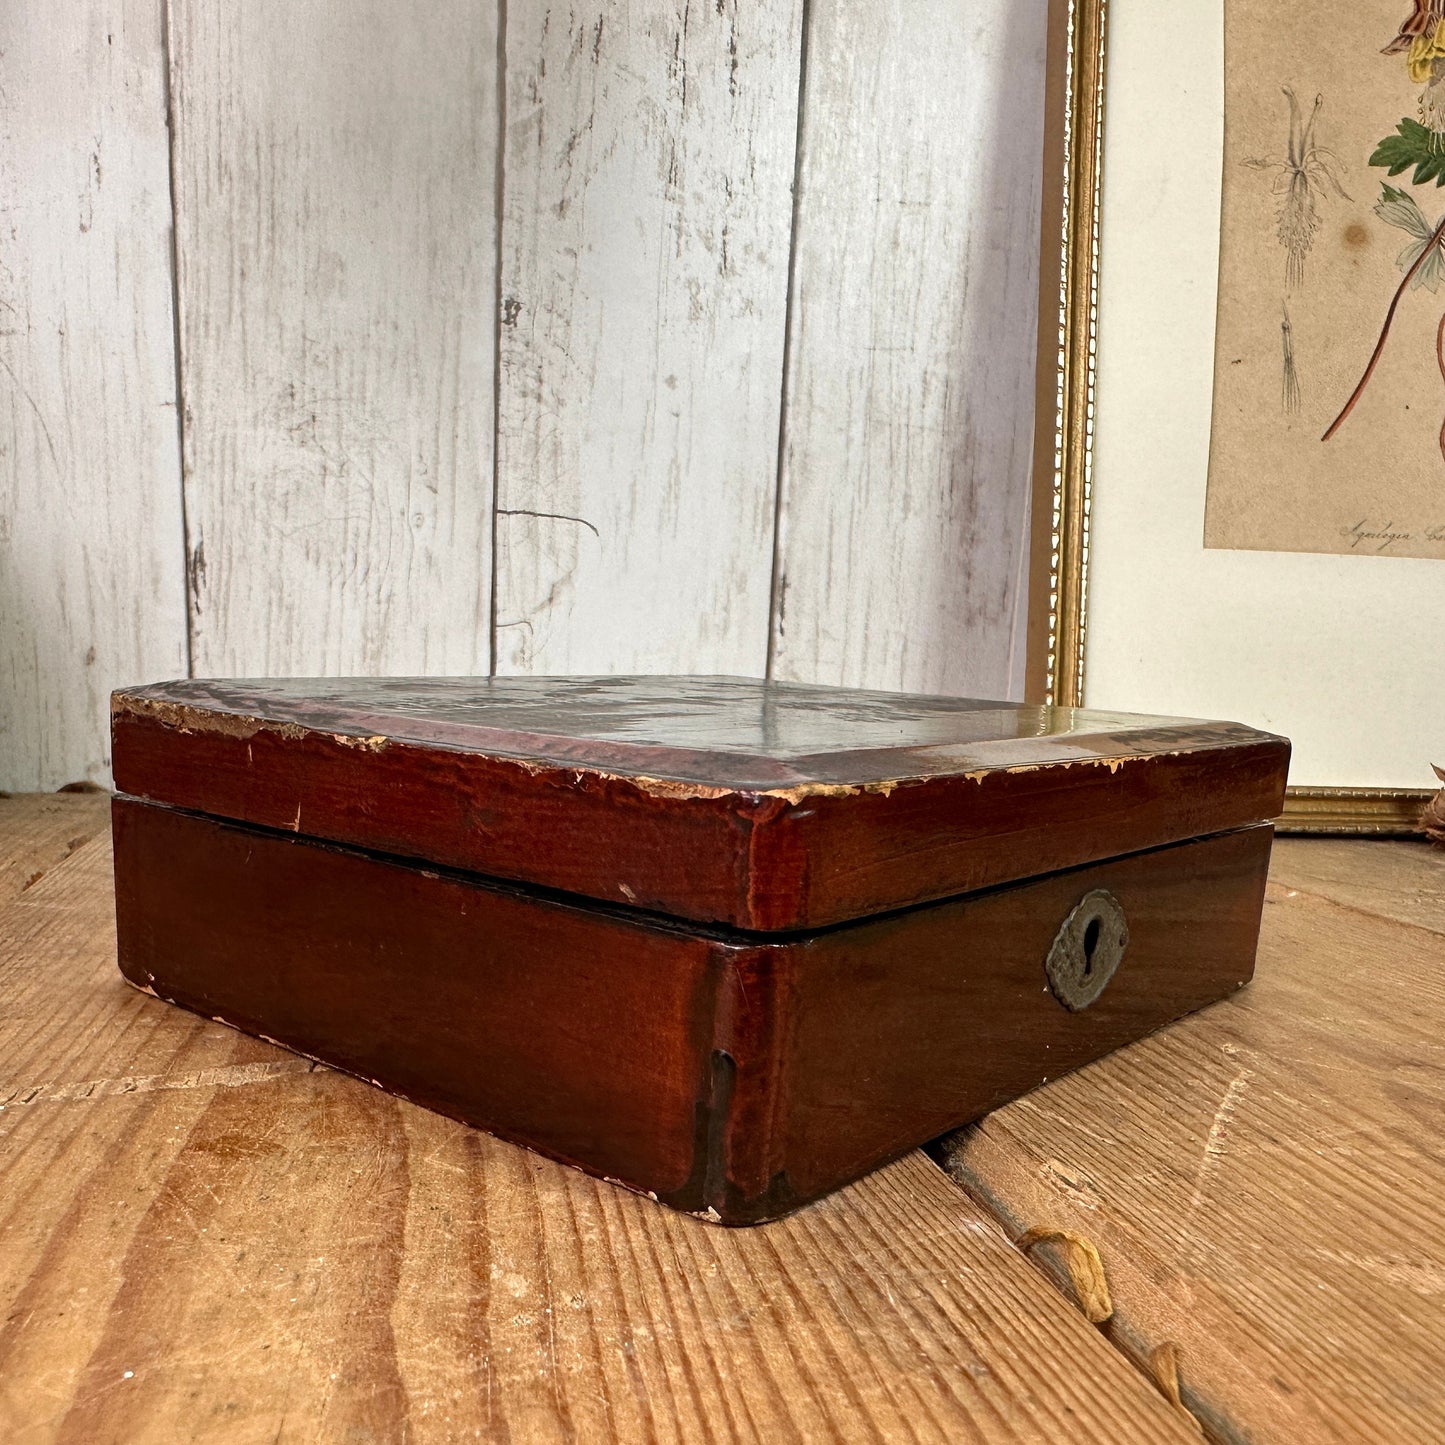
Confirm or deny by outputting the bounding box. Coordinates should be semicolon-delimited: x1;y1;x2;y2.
1326;1;1445;454
1244;89;1350;290
1375;184;1445;289
1385;1;1445;131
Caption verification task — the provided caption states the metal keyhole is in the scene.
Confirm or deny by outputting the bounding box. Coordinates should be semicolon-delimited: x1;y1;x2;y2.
1046;889;1129;1012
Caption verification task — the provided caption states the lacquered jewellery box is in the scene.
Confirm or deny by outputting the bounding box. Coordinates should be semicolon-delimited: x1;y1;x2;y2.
110;676;1290;1224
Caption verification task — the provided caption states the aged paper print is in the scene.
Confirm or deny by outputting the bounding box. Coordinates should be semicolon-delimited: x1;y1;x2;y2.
1207;1;1445;559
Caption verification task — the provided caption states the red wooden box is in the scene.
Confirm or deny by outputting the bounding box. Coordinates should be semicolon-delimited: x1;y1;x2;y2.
110;676;1289;1223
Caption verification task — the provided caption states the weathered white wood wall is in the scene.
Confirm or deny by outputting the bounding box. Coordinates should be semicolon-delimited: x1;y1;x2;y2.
0;4;189;790
496;0;802;676
0;0;1047;792
774;0;1043;696
169;0;498;679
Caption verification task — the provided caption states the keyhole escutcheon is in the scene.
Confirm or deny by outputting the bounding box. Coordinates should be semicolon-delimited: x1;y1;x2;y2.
1045;889;1129;1012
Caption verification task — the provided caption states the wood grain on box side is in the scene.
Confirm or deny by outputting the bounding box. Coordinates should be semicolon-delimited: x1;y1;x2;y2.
771;0;1048;699
0;819;1201;1443
0;5;188;791
167;0;497;678
111;796;719;1210
769;825;1272;1211
942;863;1445;1444
110;797;1273;1223
494;0;801;676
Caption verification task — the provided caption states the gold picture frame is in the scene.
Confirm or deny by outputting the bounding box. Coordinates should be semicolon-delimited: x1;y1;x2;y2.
1026;0;1433;836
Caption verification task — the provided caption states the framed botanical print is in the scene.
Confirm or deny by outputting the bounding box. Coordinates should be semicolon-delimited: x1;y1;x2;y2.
1029;0;1445;832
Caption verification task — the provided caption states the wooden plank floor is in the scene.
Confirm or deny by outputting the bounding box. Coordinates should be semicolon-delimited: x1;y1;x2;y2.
1267;837;1445;938
944;836;1445;1444
0;798;1196;1444
0;793;110;908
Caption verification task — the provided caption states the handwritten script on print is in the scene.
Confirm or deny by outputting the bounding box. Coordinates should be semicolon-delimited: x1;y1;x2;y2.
1207;0;1445;560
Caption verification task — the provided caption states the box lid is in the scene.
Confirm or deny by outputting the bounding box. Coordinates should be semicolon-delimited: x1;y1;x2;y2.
111;676;1290;932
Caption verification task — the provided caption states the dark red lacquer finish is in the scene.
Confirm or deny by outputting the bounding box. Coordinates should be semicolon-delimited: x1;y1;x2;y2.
110;676;1290;1222
112;676;1288;930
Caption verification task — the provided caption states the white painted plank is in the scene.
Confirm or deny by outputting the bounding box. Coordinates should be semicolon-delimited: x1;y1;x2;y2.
0;4;188;791
771;0;1047;701
495;0;802;676
169;0;497;677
